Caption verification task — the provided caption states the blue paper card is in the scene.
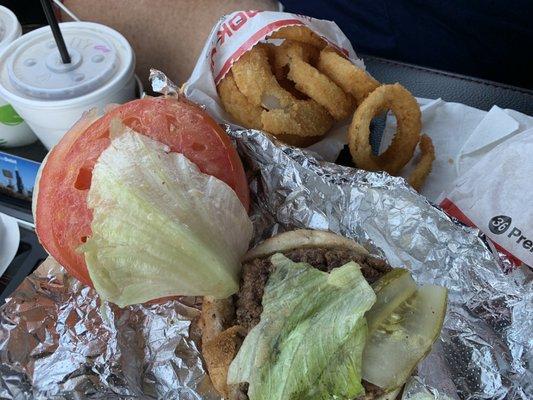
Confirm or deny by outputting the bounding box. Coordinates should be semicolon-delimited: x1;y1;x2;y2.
0;152;41;204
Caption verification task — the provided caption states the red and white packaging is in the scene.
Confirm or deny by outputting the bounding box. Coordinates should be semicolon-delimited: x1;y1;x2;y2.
440;128;533;269
183;10;367;161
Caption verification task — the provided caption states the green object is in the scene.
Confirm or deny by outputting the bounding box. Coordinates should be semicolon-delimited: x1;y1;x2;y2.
0;104;24;126
362;269;448;391
366;268;417;333
80;123;253;307
227;254;376;400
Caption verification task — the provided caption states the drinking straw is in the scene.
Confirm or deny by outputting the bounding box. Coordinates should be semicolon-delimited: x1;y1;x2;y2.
39;0;71;64
52;0;80;22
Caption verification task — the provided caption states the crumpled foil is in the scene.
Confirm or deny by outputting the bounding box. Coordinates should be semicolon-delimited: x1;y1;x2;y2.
1;74;532;399
0;259;220;400
149;69;180;97
230;128;532;400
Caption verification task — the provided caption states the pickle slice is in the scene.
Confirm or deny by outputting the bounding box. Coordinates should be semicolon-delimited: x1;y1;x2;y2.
362;283;448;391
367;269;417;333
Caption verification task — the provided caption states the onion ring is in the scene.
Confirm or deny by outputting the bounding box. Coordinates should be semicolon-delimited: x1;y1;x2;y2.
269;41;315;98
271;40;318;75
261;100;333;137
231;44;296;110
348;83;421;175
318;48;380;104
268;25;326;49
217;71;262;129
217;58;330;138
287;55;355;120
217;73;328;142
231;44;332;137
408;134;435;191
271;40;353;120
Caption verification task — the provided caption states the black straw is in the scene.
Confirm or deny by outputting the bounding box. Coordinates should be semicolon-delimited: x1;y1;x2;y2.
39;0;71;64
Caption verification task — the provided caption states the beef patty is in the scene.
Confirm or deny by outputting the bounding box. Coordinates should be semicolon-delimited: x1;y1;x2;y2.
228;246;392;400
235;246;392;332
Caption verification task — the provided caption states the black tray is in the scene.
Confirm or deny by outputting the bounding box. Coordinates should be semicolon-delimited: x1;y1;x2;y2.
0;225;48;304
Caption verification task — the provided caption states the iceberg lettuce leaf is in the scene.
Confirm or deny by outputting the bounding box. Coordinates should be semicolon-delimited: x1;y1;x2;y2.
228;254;376;400
81;124;253;307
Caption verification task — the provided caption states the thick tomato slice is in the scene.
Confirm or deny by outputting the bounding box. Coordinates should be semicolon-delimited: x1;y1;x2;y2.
35;97;249;286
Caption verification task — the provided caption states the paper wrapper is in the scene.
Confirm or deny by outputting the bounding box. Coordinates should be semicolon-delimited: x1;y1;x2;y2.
441;128;533;269
1;70;532;399
183;10;366;162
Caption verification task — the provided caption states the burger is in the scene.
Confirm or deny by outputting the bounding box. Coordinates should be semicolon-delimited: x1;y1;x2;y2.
33;96;446;399
201;229;447;400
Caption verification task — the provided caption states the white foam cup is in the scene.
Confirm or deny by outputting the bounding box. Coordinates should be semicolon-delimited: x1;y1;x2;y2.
0;5;38;147
0;21;137;149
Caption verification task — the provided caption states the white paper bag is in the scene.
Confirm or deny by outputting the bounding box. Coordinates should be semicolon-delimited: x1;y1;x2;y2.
440;128;533;268
183;10;368;161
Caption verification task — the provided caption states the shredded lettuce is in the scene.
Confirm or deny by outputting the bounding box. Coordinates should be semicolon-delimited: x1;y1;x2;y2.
227;254;376;400
80;122;253;307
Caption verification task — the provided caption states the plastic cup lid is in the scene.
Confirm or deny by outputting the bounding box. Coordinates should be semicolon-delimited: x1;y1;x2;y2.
0;6;22;49
2;22;133;101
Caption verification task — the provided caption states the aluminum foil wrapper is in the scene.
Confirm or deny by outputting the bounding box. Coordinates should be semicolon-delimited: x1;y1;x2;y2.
1;77;532;399
231;128;532;400
149;68;180;97
0;258;220;400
